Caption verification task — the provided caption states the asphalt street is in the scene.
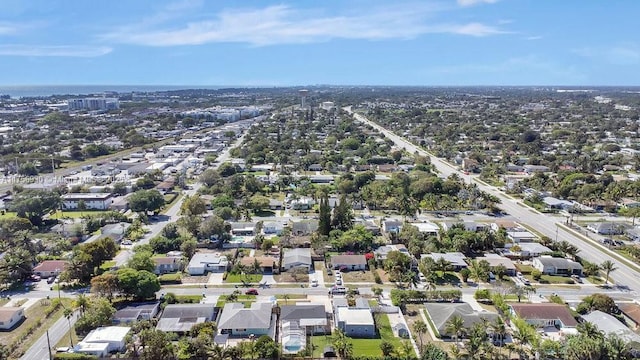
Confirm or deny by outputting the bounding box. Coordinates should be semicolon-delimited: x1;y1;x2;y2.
346;107;640;295
20;309;79;360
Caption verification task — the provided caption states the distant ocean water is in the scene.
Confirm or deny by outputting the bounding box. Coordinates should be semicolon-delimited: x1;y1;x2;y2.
0;85;224;98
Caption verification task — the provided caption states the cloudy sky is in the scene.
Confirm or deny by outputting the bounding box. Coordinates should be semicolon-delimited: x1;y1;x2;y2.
0;0;638;86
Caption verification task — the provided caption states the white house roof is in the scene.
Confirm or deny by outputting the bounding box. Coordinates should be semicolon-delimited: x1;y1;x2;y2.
507;242;552;254
409;222;440;233
83;326;131;343
421;252;468;267
188;253;228;268
337;308;374;326
582;310;640;344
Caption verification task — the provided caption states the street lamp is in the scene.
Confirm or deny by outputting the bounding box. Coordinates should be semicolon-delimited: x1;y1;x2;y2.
249;334;256;360
55;268;61;299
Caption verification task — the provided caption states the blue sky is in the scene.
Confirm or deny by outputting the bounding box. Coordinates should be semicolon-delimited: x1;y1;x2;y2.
0;0;638;86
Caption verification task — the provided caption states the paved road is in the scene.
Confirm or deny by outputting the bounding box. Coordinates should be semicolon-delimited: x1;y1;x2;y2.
345;107;640;294
114;128;253;267
21;309;79;360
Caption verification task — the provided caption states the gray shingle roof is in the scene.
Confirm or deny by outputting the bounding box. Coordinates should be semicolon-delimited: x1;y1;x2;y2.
424;303;498;336
280;304;326;322
217;302;272;330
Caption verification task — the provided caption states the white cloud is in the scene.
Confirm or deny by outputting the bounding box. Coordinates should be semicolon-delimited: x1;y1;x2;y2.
453;23;508;37
0;45;112;57
457;0;499;7
526;36;543;40
573;44;640;65
102;4;508;46
427;55;586;84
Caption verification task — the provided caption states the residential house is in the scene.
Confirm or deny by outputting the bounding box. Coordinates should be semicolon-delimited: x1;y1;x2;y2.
374;244;410;263
76;326;131;356
263;221;285;235
440;222;488;232
157;304;216;333
217;302;274;337
626;227;640;242
230;222;256;236
0;307;24;330
409;222;440;237
619;303;640;330
508;303;578;330
382;219;402;234
240;256;276;274
523;165;550;174
290;197;315;210
506;229;538;243
308;164;323;171
587;222;624;235
187;253;229;275
421;252;468;271
113;303;160;324
153;256;181;275
268;199;284;211
281;248;312;271
532;256;583;276
424;303;498;338
330;255;367;271
582;310;640;344
619;198;640;209
280;304;329;335
333;298;375;338
33;260;68;278
504;243;552;258
475;254;517;276
99;223;131;243
291;219;319;236
491;220;520;232
543;197;574;211
61;193;113;210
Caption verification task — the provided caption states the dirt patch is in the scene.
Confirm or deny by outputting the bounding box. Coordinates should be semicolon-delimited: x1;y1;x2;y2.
375;268;390;283
341;270;375;282
275;272;309;283
181;274;210;284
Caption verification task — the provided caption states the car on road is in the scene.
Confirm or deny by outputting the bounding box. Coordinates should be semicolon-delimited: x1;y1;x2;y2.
311;279;319;287
245;289;259;295
47;276;57;284
121;240;132;245
330;286;347;295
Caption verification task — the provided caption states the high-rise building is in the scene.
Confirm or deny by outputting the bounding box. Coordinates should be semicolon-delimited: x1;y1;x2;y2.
67;98;120;111
299;89;309;109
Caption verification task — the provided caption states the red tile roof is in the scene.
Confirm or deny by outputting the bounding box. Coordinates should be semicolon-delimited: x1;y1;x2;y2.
510;303;578;327
33;260;68;272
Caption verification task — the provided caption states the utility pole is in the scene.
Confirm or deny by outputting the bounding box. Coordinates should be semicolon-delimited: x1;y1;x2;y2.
46;330;53;360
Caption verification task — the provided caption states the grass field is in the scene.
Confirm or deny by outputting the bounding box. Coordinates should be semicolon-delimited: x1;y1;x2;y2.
311;314;402;357
0;211;17;219
224;273;263;283
49;210;111;219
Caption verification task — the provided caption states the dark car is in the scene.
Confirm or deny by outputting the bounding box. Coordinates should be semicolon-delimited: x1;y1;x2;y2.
245;289;259;295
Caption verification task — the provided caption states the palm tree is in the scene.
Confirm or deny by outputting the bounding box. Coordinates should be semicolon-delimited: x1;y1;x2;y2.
490;317;507;348
445;315;466;346
600;260;617;285
73;293;89;315
412;319;427;350
512;318;536;357
577;321;603;339
283;294;290;305
331;329;353;360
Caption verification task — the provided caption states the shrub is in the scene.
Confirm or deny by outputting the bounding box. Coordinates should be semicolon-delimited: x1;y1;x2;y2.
373;271;382;284
460;268;471;282
531;269;542;280
474;289;492;301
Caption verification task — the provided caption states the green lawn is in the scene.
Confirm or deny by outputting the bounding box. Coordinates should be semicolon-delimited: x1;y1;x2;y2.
49;211;111;219
531;274;576;285
99;260;117;271
515;264;535;274
0;211;17;219
224;273;263;283
312;314;401;357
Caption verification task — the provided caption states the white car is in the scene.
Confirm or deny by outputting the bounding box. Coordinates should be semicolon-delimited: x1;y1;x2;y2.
311;279;319;287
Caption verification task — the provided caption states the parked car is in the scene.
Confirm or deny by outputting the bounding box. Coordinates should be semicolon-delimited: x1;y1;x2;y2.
47;276;56;284
245;289;259;295
571;275;583;284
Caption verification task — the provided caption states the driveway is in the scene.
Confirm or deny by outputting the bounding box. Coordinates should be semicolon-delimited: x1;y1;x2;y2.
262;274;276;284
208;273;224;285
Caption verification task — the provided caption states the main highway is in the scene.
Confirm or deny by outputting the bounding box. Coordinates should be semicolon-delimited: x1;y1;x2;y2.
345;107;640;295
